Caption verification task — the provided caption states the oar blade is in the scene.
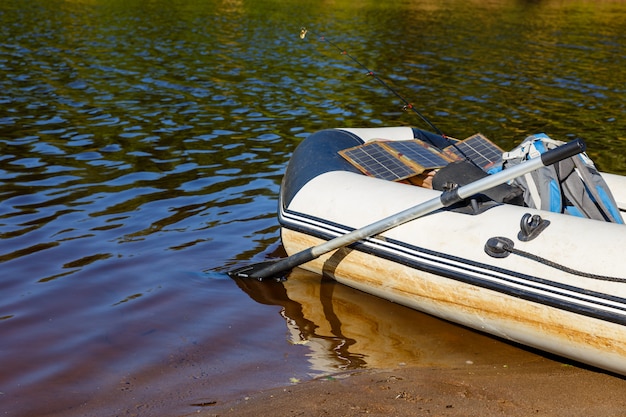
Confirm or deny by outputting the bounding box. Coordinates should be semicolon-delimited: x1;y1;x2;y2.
227;259;287;281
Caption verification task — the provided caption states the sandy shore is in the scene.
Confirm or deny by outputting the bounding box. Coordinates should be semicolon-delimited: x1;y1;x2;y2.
201;362;626;417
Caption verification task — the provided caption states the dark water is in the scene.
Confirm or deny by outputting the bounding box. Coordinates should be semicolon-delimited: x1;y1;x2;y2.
2;0;626;415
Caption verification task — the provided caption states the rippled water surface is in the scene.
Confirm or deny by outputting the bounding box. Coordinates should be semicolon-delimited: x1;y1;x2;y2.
2;0;626;415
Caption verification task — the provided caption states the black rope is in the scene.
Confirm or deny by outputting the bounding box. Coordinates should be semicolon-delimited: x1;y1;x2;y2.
501;242;626;283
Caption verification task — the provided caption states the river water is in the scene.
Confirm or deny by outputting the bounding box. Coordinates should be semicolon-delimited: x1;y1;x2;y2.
1;0;625;416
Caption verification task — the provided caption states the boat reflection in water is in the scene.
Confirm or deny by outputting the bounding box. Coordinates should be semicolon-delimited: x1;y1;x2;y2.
234;266;561;375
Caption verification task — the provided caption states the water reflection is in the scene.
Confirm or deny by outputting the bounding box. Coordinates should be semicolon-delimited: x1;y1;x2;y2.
235;266;555;375
236;273;367;372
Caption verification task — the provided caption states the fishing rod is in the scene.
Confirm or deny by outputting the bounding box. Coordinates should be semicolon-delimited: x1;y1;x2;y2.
299;27;476;165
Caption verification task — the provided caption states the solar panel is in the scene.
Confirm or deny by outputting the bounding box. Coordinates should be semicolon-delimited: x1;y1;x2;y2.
339;134;504;182
339;139;453;181
386;140;453;169
443;133;504;170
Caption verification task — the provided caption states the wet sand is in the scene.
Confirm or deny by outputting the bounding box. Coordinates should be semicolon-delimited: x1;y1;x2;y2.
204;362;626;417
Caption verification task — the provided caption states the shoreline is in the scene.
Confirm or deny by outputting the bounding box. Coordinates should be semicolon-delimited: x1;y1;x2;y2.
202;363;626;417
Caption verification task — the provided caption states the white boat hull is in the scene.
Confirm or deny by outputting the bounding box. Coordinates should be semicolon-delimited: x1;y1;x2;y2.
279;127;626;375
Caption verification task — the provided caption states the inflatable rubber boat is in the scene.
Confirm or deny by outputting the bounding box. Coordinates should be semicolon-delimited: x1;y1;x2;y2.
264;126;626;376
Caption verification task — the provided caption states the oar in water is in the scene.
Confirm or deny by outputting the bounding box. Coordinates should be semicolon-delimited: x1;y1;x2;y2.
229;139;586;281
